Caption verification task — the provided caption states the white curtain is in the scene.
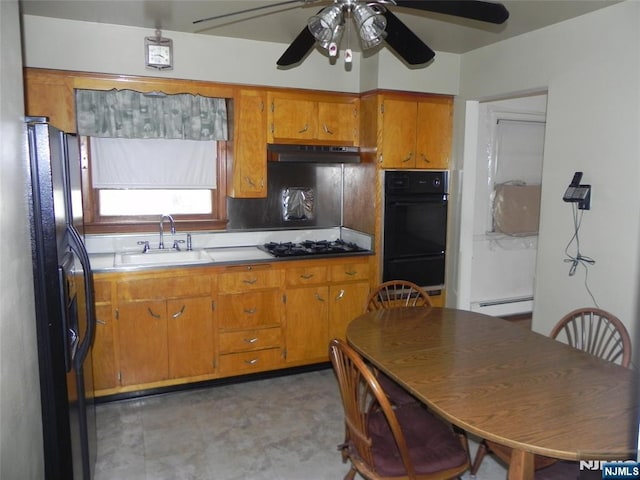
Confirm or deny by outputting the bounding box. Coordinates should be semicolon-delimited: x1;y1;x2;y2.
90;137;217;189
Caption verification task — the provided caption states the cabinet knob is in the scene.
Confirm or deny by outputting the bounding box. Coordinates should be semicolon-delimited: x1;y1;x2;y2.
245;358;259;365
244;337;259;344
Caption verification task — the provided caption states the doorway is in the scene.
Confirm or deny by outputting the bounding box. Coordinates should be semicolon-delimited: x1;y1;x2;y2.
458;93;547;317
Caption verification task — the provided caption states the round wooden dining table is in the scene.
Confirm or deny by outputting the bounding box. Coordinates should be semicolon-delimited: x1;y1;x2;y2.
346;307;637;480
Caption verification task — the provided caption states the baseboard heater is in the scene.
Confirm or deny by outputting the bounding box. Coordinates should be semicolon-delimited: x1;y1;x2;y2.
471;296;533;317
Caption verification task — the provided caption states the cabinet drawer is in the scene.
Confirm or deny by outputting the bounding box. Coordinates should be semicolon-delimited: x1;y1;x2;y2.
218;348;283;374
218;291;283;330
219;327;282;354
219;267;282;293
285;266;328;286
117;275;211;301
330;261;370;282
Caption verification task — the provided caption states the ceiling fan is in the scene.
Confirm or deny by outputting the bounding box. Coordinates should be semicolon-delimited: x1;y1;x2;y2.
193;0;509;67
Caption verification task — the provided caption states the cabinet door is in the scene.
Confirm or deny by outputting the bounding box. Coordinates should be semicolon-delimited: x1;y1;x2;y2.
92;304;117;391
317;101;358;144
284;286;329;363
167;297;215;379
270;97;317;141
118;300;168;386
380;98;417;168
230;89;267;198
24;69;76;133
415;98;453;169
329;282;371;341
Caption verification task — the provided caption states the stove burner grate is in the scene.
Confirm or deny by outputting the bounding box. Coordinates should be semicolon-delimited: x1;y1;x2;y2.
260;239;368;257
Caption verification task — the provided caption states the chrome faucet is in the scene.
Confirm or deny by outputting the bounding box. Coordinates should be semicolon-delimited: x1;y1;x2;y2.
158;214;176;249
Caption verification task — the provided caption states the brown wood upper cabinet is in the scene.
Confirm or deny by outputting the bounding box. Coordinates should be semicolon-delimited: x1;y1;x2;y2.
267;91;359;146
228;88;268;198
370;92;453;169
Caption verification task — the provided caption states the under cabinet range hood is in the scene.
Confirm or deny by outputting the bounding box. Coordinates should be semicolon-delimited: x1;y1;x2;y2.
267;144;360;163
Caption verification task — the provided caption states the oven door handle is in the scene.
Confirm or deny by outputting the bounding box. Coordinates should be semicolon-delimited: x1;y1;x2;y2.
388;198;447;207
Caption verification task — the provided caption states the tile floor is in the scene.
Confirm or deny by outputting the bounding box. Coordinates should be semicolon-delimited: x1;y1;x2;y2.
94;368;508;480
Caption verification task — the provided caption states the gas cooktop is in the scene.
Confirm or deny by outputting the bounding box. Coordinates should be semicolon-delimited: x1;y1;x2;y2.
258;239;370;258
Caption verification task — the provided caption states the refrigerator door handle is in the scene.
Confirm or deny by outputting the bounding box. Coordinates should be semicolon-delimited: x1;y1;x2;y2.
67;225;96;369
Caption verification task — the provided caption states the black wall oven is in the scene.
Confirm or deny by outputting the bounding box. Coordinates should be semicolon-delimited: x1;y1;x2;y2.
383;170;448;289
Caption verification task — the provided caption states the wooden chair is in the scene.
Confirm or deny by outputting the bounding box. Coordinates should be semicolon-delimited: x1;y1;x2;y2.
366;280;433;406
549;307;631;367
471;307;632;476
366;280;433;311
329;338;470;480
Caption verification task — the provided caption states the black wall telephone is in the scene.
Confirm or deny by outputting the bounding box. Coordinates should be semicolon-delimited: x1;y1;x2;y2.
563;171;591;210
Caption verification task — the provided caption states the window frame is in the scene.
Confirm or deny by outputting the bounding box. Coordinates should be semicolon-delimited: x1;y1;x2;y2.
80;135;229;234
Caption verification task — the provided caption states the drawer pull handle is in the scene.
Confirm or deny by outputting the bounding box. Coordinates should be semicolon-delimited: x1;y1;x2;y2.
301;273;314;279
420;153;431;164
322;124;334;135
315;293;325;302
345;270;357;276
243;278;258;285
244;308;257;314
245;176;256;187
298;123;309;134
402;152;413;163
244;337;259;344
245;358;259;365
147;308;161;319
172;305;186;318
96;319;107;326
335;289;345;301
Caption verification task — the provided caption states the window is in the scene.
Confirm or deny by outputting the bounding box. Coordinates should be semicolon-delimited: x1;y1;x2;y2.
80;136;227;233
75;88;229;233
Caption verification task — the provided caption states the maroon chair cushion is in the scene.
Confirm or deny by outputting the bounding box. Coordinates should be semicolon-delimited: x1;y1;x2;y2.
367;403;468;476
377;371;418;406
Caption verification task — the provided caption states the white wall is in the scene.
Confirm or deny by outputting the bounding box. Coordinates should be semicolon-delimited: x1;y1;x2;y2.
452;1;640;342
22;15;460;95
0;1;45;478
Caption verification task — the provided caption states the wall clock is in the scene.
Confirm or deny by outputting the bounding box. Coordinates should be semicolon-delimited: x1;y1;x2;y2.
145;30;173;70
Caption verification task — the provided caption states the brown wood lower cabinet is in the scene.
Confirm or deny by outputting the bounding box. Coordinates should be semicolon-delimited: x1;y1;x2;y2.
91;256;371;398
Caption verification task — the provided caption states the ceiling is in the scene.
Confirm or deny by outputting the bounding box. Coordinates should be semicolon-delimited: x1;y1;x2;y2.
20;0;619;54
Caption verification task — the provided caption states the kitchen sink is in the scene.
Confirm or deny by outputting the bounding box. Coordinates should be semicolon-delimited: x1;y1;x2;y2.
114;249;214;267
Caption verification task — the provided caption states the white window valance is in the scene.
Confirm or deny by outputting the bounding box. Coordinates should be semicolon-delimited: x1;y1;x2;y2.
90;137;217;189
76;89;228;141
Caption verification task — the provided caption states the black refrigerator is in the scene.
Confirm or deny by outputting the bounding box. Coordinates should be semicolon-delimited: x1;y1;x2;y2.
26;117;97;480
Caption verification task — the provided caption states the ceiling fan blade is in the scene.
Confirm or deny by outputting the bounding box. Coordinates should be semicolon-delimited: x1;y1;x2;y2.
382;9;435;65
394;0;509;24
193;0;309;25
277;26;317;66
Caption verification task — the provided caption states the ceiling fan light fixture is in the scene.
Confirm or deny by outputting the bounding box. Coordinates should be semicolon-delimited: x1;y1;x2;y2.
307;5;343;45
352;3;387;50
